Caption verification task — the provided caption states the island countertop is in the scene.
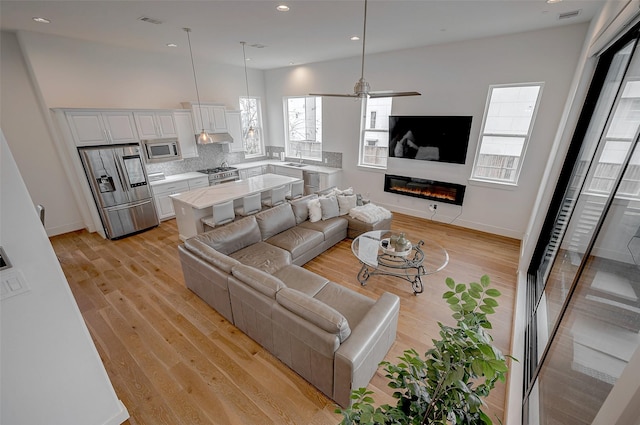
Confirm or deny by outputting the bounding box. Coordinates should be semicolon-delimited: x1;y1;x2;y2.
170;173;301;210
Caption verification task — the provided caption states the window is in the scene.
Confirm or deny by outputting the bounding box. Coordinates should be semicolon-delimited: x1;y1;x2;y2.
284;96;322;161
359;97;392;168
239;96;264;157
471;83;543;184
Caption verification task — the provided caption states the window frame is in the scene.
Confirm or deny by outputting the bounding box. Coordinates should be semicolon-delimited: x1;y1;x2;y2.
470;82;544;185
358;96;393;169
283;96;323;161
239;95;265;158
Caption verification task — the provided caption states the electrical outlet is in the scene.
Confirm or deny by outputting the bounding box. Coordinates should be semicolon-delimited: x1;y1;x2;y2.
428;204;437;212
324;158;328;164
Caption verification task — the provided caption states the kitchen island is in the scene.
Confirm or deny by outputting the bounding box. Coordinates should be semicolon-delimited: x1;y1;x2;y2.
171;173;301;240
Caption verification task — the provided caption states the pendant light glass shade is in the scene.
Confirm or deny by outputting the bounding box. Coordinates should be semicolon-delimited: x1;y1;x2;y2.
197;130;213;144
184;27;213;144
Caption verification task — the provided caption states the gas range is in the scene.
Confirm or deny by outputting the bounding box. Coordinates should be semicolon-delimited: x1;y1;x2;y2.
197;167;240;185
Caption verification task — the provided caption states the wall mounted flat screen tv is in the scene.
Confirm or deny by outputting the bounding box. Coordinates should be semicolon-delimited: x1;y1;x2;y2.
388;116;472;164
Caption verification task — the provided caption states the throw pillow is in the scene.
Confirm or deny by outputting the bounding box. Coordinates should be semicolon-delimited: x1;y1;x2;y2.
289;194;319;224
319;195;339;220
308;198;322;222
337;194;357;215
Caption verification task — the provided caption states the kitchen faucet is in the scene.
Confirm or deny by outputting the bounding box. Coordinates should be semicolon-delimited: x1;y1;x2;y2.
297;152;303;164
220;160;229;168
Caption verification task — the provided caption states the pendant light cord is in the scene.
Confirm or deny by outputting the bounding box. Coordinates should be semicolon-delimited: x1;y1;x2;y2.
242;41;250;100
360;0;367;80
184;28;206;132
241;41;254;136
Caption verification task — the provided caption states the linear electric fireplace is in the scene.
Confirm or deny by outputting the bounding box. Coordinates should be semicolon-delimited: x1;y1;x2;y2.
384;174;466;205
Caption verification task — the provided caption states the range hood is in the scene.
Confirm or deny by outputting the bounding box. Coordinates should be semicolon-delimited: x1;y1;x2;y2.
195;132;234;144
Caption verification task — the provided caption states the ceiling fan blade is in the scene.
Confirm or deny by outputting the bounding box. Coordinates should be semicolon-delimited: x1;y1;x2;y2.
309;93;360;98
369;91;422;98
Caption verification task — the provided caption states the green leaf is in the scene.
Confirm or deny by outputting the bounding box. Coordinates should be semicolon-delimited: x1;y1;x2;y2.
455;283;466;293
479;304;495;314
484;298;499;307
480;275;491;288
446;277;455;289
442;291;456;299
470;282;483;293
447;297;460;304
469;289;482;299
489;359;509;373
485;288;501;297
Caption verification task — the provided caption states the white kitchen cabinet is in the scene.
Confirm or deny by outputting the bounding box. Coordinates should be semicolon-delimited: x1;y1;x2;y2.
66;110;138;146
224;110;245;153
133;111;177;139
319;170;342;190
182;102;228;133
188;176;209;189
152;180;189;220
239;165;265;180
173;110;198;159
272;165;303;180
152;175;209;220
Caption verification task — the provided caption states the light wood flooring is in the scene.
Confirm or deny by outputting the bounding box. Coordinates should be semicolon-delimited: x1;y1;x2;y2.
50;212;520;425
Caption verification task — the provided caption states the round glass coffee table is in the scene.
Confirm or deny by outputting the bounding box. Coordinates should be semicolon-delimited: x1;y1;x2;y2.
351;230;449;295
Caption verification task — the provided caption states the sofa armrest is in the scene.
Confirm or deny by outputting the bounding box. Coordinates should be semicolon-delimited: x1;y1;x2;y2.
333;292;400;407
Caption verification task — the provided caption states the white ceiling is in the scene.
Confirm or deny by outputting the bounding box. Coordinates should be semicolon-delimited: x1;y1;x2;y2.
1;0;605;70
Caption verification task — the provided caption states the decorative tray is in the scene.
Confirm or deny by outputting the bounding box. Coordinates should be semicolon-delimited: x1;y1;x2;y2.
379;238;411;257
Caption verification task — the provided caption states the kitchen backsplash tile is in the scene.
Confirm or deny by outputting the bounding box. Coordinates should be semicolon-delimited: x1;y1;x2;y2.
146;144;341;175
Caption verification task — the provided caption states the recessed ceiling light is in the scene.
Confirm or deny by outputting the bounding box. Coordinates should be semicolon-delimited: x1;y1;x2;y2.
546;0;562;4
350;36;360;41
166;43;177;48
276;4;290;12
32;17;51;24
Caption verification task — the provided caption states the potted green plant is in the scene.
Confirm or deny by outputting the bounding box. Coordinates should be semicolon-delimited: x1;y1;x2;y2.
337;275;513;425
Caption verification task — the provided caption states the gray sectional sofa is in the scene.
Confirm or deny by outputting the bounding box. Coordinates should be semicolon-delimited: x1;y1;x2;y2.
178;198;400;407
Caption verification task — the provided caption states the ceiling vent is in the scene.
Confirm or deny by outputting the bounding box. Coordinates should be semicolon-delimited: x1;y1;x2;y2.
558;9;581;20
137;16;163;25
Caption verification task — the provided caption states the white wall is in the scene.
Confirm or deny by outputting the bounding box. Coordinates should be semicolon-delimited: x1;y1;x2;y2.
266;24;589;238
0;130;129;425
0;31;84;236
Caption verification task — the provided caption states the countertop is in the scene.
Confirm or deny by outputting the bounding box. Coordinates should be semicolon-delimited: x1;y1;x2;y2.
170;173;301;209
149;171;207;187
234;160;342;174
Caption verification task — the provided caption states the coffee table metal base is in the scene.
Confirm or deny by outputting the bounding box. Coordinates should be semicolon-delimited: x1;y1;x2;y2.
357;261;427;294
356;240;427;295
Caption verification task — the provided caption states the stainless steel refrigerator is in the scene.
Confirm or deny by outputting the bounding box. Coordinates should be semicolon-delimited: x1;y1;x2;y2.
78;143;159;239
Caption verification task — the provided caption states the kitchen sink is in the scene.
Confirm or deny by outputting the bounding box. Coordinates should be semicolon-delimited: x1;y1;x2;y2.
284;162;307;167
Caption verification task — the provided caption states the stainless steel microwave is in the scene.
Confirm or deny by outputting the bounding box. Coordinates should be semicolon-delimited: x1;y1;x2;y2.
142;138;182;163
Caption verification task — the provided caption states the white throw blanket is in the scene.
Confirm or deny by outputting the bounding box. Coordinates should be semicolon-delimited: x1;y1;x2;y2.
349;203;392;223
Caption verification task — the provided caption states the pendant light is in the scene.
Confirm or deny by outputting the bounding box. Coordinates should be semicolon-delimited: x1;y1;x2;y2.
184;28;213;144
241;41;255;139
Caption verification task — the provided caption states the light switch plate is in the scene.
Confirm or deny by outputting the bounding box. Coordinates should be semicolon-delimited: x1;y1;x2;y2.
1;268;29;300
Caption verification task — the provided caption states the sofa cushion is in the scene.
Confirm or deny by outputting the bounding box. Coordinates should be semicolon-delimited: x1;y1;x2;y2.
298;216;348;241
230;241;291;274
266;227;324;260
277;288;351;342
195;216;262;255
231;264;287;298
289;194;319;224
319;195;340;220
273;265;329;297
183;239;242;273
255;203;297;240
314;282;376;330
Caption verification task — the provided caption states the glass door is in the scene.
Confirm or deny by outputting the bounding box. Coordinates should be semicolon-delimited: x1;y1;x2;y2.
524;26;640;424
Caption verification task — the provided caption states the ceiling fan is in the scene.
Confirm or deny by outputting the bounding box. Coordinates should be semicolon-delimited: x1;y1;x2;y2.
310;0;421;99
